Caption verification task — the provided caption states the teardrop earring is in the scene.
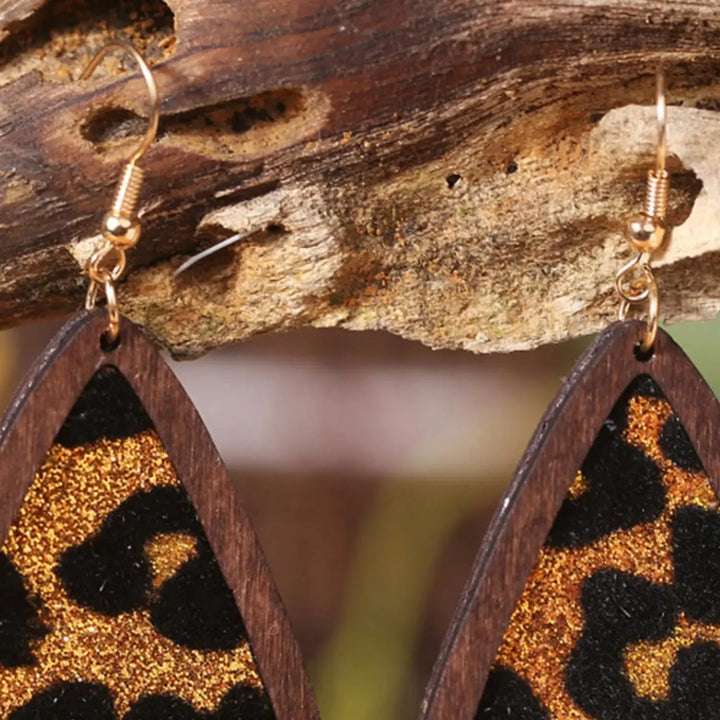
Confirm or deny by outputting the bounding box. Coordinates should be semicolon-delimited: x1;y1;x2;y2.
421;68;720;720
0;43;319;720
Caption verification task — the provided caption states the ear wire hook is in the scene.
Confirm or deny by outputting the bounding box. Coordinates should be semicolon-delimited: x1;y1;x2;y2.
615;65;669;355
174;233;247;277
656;65;667;178
80;41;159;165
81;41;160;344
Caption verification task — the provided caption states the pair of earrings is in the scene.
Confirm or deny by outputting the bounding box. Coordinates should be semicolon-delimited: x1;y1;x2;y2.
0;46;718;720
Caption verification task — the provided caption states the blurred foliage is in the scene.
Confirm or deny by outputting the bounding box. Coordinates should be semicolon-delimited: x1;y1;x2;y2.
667;317;720;393
312;479;498;720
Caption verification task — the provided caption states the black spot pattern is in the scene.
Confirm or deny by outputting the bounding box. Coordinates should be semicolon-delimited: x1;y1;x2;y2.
9;682;116;720
673;506;720;624
566;570;677;719
0;365;276;715
566;566;720;719
659;415;704;473
57;486;246;651
670;643;720;719
476;375;720;719
151;551;247;651
10;683;275;720
125;684;275;720
626;374;665;399
546;377;665;548
55;367;152;447
0;552;48;667
475;668;549;720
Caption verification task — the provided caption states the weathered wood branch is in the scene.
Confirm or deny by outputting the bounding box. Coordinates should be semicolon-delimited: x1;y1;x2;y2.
1;0;719;356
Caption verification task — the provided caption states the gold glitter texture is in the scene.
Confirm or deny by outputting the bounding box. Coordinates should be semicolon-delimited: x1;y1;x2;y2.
493;387;720;719
0;430;265;716
624;613;720;701
146;532;198;590
568;471;588;500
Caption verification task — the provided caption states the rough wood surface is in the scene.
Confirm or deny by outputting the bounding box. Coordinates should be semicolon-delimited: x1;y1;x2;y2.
420;320;720;719
1;0;719;357
0;309;320;719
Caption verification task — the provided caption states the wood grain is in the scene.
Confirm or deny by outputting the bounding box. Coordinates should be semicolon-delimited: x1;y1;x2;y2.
0;309;320;720
0;1;719;355
419;319;720;720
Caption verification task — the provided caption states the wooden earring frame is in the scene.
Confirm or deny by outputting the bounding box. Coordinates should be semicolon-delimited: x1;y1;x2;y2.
0;309;320;720
419;319;720;720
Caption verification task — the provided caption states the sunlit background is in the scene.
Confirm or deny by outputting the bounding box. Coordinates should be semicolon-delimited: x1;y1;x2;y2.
1;315;718;720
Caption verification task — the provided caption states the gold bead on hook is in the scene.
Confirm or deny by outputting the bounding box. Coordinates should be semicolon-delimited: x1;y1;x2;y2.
81;41;159;252
626;67;670;254
81;41;160;342
615;65;668;355
626;211;665;253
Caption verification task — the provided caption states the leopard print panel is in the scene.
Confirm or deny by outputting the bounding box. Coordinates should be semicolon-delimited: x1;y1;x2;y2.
0;367;275;719
476;374;720;720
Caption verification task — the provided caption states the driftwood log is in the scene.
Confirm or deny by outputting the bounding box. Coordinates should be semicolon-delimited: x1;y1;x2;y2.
0;0;719;357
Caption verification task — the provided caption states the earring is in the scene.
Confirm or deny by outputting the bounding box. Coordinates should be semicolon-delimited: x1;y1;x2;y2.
421;68;720;720
0;43;319;720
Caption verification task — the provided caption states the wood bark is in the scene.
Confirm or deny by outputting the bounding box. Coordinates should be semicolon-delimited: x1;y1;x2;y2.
1;0;719;357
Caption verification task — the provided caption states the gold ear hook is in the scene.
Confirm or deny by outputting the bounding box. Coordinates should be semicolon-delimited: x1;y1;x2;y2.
615;65;669;355
625;67;670;253
81;42;160;344
80;41;159;165
656;66;667;177
81;41;159;247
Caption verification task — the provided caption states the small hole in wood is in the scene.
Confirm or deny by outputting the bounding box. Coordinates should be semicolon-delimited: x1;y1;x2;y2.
695;97;720;111
100;331;121;353
82;107;145;148
634;342;654;363
446;173;462;189
668;168;703;228
505;161;518;175
266;223;287;235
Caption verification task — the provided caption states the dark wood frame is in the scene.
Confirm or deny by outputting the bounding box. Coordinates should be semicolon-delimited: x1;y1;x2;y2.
419;319;720;720
0;309;320;720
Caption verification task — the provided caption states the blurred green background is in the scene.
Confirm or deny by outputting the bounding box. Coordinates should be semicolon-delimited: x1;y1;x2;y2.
0;315;717;720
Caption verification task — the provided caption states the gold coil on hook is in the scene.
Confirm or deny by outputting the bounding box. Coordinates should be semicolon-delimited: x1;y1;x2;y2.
644;169;669;221
80;41;159;343
615;65;667;355
111;163;145;220
625;67;669;255
102;163;145;251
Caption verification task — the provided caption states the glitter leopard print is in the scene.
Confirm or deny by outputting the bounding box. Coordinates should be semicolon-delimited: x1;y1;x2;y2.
477;375;720;720
0;367;275;719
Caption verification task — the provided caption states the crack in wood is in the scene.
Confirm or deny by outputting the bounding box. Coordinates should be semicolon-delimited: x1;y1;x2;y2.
80;87;329;160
